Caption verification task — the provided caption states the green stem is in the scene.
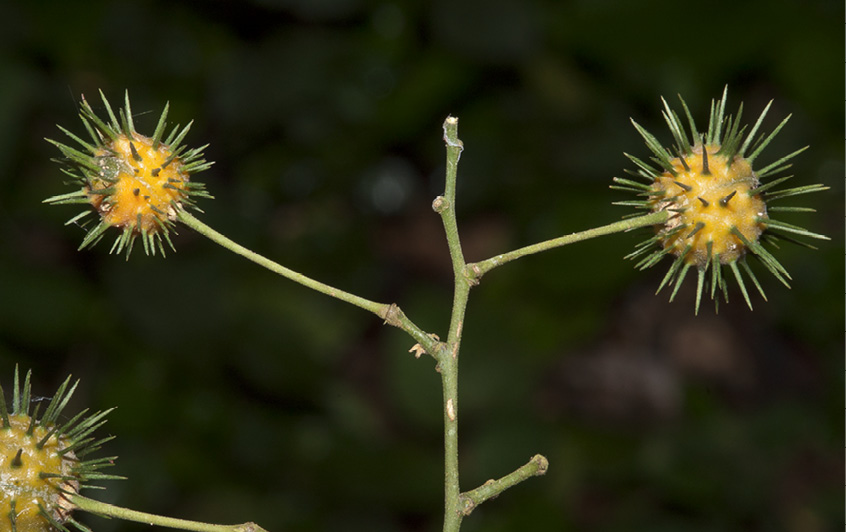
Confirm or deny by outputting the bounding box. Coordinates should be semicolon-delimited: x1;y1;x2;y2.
440;279;470;532
467;210;669;279
177;210;439;356
437;116;468;275
72;494;268;532
435;118;662;531
459;454;549;516
438;117;469;532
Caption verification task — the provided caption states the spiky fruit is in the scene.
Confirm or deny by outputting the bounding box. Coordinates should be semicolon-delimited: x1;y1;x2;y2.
613;87;829;313
46;90;213;259
0;367;120;532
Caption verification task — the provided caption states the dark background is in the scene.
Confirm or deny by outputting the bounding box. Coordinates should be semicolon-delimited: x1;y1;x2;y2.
0;0;842;530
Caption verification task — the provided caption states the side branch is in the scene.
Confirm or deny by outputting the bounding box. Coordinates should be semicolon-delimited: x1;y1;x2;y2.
459;454;549;516
72;495;268;532
177;210;438;354
467;211;668;280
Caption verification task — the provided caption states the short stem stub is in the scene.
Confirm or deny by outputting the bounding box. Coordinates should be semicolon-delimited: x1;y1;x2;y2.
459;454;549;516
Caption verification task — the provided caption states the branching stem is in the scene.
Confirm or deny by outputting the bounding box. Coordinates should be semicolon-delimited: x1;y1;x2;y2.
177;119;671;532
438;117;470;532
435;118;667;531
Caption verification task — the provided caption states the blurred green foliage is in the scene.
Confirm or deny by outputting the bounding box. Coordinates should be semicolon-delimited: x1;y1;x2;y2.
0;0;841;530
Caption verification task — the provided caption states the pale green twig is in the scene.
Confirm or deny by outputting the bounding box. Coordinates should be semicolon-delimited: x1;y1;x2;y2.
177;210;439;357
72;494;268;532
467;210;669;279
436;116;469;532
459;454;549;516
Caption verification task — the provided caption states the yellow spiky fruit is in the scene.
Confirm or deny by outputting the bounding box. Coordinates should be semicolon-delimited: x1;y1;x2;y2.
613;87;828;313
46;90;213;259
0;368;120;531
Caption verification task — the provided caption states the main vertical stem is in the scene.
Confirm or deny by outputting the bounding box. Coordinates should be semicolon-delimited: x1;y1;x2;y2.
440;303;463;532
441;278;471;532
438;117;470;532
